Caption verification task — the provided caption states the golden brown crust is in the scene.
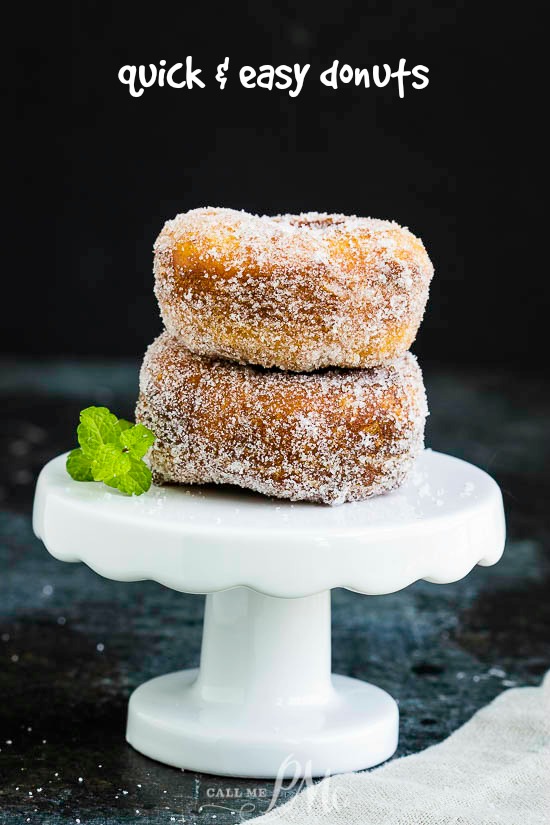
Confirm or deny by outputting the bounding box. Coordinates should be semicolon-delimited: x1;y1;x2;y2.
154;208;434;372
136;332;428;505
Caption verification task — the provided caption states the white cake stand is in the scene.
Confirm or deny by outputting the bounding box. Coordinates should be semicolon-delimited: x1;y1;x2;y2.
33;450;505;779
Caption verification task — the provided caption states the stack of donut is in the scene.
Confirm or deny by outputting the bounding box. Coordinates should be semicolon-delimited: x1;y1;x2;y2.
136;208;433;505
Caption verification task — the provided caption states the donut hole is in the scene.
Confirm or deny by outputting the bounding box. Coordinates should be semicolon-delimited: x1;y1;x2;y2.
279;213;348;232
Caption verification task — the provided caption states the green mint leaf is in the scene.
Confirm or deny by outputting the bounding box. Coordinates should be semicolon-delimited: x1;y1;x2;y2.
91;444;131;482
117;418;133;434
67;406;156;496
66;448;94;481
106;455;152;496
77;406;120;458
120;423;156;459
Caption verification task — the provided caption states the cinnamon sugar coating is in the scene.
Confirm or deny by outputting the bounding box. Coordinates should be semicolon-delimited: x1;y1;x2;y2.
136;332;428;505
154;208;434;372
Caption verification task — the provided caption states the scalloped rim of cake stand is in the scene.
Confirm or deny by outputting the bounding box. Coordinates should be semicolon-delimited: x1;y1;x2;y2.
33;450;505;598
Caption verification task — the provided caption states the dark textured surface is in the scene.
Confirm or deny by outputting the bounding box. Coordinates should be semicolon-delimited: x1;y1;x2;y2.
0;360;549;824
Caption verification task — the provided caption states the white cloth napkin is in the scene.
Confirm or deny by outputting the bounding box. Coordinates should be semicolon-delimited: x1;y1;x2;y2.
254;673;550;825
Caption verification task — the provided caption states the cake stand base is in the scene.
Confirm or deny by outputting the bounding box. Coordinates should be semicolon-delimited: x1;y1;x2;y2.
127;670;397;779
127;588;398;777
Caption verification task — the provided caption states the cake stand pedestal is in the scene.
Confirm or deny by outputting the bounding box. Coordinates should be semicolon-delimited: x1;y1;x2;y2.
33;450;505;778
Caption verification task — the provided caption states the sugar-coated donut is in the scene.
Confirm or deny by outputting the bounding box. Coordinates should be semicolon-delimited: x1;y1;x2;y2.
136;332;428;505
154;208;433;372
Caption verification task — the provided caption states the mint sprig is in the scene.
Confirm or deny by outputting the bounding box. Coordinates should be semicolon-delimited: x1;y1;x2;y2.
66;406;156;496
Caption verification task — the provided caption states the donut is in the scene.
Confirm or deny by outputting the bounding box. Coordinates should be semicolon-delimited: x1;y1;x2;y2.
154;207;433;372
136;332;428;505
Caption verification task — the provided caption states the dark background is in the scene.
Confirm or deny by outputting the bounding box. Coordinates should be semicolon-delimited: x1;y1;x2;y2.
9;1;538;365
